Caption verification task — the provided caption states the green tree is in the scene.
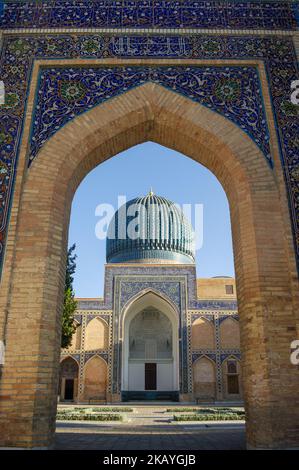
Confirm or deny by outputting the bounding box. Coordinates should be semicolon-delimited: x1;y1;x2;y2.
61;244;78;348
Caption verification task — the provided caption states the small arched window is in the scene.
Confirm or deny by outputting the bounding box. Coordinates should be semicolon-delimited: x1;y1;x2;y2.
227;359;239;394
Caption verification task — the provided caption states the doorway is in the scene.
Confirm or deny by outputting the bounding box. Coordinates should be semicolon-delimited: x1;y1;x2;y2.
64;379;74;400
145;363;157;390
59;357;79;402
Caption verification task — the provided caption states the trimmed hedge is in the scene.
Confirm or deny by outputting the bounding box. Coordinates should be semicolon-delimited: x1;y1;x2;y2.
58;407;133;413
56;413;122;421
167;407;244;415
91;407;133;413
173;413;245;422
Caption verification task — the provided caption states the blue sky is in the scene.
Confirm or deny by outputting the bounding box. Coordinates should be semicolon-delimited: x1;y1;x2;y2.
69;142;234;298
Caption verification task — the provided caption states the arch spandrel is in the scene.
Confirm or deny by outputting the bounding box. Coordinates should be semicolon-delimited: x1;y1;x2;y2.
28;66;271;168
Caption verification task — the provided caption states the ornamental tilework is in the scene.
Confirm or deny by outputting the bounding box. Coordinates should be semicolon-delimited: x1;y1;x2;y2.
192;353;216;363
74;314;82;324
84;353;108;363
80;265;237;311
60;352;80;363
86;313;111;324
0;1;298;31
191;300;238;310
77;300;106;310
190;313;215;323
220;352;241;362
120;280;181;309
218;314;239;324
0;34;298;275
30;65;271;166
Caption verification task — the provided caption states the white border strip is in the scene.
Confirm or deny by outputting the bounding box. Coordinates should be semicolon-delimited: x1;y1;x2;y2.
0;81;4;106
1;27;297;36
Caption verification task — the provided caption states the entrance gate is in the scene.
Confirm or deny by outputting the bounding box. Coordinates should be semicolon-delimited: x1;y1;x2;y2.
0;1;298;449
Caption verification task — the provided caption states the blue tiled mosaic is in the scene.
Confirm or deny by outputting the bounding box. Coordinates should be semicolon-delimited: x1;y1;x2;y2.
218;314;239;324
293;1;299;26
120;280;181;310
220;352;241;363
192;300;238;310
0;1;297;31
192;353;216;363
29;65;270;166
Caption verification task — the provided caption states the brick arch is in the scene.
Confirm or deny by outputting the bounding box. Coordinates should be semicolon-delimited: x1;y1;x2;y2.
0;83;298;449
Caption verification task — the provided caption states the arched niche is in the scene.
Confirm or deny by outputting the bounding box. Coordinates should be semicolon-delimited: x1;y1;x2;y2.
193;356;216;401
59;356;79;401
191;317;215;350
121;291;179;396
220;318;240;349
66;321;81;351
85;317;108;351
83;355;107;402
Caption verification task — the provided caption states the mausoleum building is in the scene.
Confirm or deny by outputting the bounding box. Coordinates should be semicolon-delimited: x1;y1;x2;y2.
60;192;242;403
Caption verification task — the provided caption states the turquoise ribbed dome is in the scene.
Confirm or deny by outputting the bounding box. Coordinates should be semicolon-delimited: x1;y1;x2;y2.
106;192;195;264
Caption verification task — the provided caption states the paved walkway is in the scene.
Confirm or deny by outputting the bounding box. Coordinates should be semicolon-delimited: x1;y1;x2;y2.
55;405;246;450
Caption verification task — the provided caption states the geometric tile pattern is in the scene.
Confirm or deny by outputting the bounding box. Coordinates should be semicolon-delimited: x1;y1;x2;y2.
1;1;298;31
214;313;222;397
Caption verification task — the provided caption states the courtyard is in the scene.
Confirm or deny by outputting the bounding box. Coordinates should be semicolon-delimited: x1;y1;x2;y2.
55;404;246;450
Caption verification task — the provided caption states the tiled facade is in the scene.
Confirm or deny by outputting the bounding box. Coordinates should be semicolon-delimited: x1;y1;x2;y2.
61;266;242;403
1;1;298;31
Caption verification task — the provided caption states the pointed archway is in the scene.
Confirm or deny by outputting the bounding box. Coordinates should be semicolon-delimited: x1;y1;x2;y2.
0;83;298;449
121;290;180;401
